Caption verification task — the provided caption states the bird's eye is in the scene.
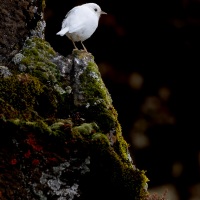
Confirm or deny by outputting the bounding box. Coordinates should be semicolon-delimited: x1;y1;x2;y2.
94;8;97;12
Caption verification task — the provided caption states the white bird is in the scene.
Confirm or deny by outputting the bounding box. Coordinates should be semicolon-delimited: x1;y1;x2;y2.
56;3;107;52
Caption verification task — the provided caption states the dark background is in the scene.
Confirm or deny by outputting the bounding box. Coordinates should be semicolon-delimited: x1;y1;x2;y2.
44;0;200;199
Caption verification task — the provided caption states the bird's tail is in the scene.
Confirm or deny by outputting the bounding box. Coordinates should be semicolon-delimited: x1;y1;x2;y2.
56;27;69;36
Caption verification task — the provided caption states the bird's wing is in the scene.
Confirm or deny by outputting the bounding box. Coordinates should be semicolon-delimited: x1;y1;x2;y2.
61;6;90;34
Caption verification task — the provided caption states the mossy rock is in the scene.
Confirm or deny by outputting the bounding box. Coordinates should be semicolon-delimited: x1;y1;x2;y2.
0;37;149;199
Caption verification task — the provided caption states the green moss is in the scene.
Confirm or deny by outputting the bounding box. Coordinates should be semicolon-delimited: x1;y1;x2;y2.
24;120;52;134
70;122;149;199
0;73;43;113
72;122;98;135
113;134;130;162
92;132;110;147
0;74;64;121
68;52;149;198
6;37;73;119
20;37;59;84
72;49;93;59
76;55;132;163
91;135;148;199
1;118;74;140
9;118;21;126
72;51;145;177
71;122;98;141
80;61;112;104
42;0;46;12
79;60;119;132
119;168;149;199
50;119;73;136
0;98;19;120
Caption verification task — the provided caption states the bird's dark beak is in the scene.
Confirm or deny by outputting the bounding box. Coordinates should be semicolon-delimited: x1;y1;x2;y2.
101;11;107;14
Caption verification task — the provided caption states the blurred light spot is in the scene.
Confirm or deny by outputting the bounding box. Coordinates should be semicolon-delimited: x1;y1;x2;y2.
131;131;150;149
158;87;171;101
141;96;161;114
133;118;149;132
98;62;114;77
172;161;183;177
128;72;143;90
130;119;150;149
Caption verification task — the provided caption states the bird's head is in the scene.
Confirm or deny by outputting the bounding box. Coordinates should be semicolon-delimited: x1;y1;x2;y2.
85;3;107;18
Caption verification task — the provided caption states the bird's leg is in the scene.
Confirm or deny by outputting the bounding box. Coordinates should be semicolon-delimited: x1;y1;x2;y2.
80;41;88;52
72;40;79;50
